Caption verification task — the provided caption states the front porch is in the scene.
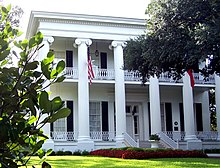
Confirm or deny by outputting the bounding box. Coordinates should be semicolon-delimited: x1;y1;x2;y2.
50;131;220;150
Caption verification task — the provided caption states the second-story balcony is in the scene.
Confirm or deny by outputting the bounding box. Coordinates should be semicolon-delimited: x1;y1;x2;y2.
64;67;215;85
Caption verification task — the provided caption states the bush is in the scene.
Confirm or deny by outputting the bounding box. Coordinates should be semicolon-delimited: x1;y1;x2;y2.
90;148;208;159
81;150;90;156
73;150;82;156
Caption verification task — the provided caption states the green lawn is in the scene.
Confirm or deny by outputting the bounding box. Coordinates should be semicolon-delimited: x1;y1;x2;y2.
26;156;220;168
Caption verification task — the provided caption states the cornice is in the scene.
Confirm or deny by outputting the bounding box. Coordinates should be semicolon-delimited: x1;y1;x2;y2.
26;11;146;38
38;18;145;29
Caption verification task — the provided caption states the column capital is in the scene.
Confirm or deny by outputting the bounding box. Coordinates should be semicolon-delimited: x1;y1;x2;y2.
109;41;126;50
74;38;92;48
43;36;54;45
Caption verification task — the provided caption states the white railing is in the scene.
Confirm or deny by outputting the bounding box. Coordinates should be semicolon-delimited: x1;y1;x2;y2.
193;73;215;84
159;72;183;83
196;131;218;140
159;132;177;149
51;131;76;141
124;132;139;147
62;67;215;84
65;67;78;79
90;131;115;141
94;69;115;80
165;131;185;141
124;70;142;81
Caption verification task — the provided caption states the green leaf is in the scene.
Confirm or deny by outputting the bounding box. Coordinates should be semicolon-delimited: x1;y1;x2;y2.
50;69;58;79
26;61;39;70
28;116;37;125
51;97;64;111
0;49;10;61
56;60;65;74
39;91;51;113
55;76;65;83
0;59;8;66
48;108;71;123
29;36;37;48
41;63;51;79
43;52;54;65
35;32;43;45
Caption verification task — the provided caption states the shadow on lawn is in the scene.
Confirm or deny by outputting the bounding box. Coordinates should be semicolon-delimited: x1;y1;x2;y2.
29;156;220;168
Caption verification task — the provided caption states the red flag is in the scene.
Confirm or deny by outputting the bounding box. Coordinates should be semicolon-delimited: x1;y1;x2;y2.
187;69;195;88
88;47;95;85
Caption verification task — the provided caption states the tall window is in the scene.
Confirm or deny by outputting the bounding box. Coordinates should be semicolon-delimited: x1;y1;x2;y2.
51;101;73;132
89;102;101;132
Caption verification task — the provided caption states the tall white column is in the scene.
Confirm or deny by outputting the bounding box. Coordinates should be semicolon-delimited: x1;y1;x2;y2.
38;36;55;150
110;41;126;146
149;76;161;135
182;73;202;150
215;74;220;140
182;73;197;140
201;91;210;131
75;38;92;141
183;73;197;140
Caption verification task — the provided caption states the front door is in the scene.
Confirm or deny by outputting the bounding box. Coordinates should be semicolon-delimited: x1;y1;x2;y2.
126;105;139;140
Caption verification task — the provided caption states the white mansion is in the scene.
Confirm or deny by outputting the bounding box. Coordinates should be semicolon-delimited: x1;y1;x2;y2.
26;11;220;151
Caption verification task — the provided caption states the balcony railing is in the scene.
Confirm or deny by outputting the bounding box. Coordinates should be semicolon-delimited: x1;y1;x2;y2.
51;131;115;142
90;131;115;141
51;131;76;141
163;131;218;141
63;67;215;84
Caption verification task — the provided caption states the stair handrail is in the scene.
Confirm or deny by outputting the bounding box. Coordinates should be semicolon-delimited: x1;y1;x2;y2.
124;132;139;147
158;132;177;149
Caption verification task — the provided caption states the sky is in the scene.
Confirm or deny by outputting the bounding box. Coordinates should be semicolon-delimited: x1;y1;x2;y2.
2;0;150;37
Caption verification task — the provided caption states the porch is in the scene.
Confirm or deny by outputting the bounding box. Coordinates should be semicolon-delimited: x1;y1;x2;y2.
51;131;219;150
64;67;215;84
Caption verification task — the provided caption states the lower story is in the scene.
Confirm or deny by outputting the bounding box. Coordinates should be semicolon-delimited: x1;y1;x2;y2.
42;82;220;151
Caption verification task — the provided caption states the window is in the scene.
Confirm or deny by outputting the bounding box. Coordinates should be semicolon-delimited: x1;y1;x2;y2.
89;102;101;132
51;101;74;132
66;50;73;67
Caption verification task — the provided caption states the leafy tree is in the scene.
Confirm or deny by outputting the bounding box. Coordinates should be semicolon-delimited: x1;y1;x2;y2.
124;0;220;82
0;5;70;168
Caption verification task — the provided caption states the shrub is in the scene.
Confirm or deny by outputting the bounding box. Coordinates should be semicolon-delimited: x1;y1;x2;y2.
149;134;160;141
73;150;82;156
90;148;208;159
81;150;90;156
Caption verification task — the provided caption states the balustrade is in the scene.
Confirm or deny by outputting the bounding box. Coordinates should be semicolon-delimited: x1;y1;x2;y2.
51;132;76;141
62;67;215;84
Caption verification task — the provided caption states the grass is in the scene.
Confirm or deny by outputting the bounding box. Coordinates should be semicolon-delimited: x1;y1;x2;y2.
25;156;220;168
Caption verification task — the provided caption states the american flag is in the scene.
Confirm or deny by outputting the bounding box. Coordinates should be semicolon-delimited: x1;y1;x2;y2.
187;69;195;88
88;47;95;85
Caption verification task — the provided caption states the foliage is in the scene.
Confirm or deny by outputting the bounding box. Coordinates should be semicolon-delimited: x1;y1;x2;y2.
149;134;160;141
90;148;207;159
0;4;70;168
124;0;220;81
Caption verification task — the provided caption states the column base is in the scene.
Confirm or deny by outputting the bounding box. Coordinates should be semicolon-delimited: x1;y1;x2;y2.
115;135;126;148
77;140;94;152
184;134;198;141
42;139;54;151
186;139;202;150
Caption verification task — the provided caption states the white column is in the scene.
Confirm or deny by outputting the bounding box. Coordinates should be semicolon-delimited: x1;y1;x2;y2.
215;74;220;140
201;91;210;131
38;36;54;150
74;38;92;142
149;76;161;135
182;73;197;140
110;41;126;146
108;101;115;141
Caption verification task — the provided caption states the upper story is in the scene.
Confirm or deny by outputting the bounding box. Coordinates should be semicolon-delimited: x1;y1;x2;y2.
26;11;215;87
